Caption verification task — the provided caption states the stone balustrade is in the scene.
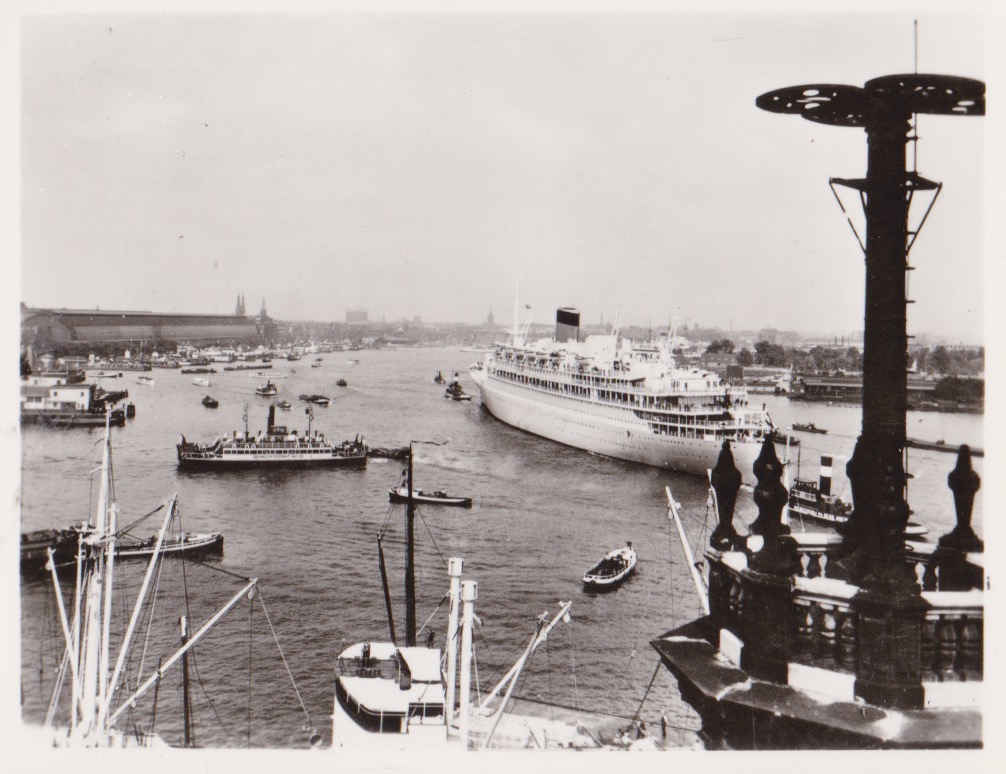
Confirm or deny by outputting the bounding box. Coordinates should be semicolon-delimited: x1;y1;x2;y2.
699;438;984;709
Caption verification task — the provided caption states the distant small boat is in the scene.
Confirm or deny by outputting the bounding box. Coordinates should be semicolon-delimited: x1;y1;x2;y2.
388;486;473;508
336;378;348;387
192;377;211;387
767;429;800;447
309;395;331;406
181;367;216;374
276;400;292;410
202;395;219;408
793;422;827;434
137;375;155;386
582;543;637;591
255;380;279;397
444;379;472;401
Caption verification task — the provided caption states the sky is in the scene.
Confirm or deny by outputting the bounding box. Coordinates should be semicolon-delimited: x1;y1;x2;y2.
18;12;987;342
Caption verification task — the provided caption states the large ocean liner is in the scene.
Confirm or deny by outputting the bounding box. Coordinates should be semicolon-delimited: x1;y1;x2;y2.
469;307;772;482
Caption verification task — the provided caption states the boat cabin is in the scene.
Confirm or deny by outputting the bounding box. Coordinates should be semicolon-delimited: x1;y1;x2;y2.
335;642;445;734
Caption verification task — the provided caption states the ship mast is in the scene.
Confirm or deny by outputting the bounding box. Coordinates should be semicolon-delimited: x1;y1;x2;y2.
405;443;416;646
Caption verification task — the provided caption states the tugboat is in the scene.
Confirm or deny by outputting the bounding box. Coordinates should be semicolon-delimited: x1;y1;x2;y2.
201;395;219;409
788;455;927;538
255;380;279;397
177;404;366;469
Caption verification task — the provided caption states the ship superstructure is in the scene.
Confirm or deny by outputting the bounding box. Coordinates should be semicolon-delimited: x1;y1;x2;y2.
470;307;772;481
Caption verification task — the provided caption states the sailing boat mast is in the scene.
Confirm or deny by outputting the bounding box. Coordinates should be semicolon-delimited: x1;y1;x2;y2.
405;443;416;646
180;616;192;747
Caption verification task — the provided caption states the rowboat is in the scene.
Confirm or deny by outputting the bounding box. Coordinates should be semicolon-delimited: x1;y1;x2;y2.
582;543;637;591
192;377;211;387
388;486;473;508
201;395;219;408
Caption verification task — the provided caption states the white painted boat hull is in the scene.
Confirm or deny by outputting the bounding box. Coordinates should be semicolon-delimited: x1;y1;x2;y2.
471;368;762;484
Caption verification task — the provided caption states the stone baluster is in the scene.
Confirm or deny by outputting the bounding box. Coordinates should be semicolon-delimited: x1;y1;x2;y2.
794;602;815;662
818;553;829;579
799;553;811;578
920;616;938;682
934;446;983;591
958;617;982;680
935;616;959;682
816;605;838;668
836;612;857;672
710;441;743;551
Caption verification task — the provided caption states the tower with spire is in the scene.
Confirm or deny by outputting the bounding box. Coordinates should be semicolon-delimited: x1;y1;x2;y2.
235;293;246;316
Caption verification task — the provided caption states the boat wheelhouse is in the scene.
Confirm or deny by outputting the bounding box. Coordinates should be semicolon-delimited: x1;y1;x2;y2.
470;307;772;482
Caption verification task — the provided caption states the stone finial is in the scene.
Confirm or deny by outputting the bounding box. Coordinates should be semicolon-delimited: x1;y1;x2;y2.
709;440;742;550
749;436;789;538
748;436;797;575
941;445;983;552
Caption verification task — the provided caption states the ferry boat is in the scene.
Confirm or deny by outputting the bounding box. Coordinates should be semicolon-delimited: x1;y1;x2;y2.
176;404;367;469
255;380;279;397
469;307;772;483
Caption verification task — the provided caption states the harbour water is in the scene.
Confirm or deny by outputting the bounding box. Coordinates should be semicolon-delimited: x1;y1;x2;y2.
19;347;984;748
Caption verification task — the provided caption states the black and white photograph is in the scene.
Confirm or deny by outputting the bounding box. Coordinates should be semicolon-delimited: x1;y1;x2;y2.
8;2;995;763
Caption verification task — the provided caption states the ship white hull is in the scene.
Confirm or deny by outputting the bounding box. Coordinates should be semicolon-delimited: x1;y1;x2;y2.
470;369;761;484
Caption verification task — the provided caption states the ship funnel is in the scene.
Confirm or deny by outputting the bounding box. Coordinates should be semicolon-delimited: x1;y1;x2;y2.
819;455;833;496
268;404;275;432
555;307;580;343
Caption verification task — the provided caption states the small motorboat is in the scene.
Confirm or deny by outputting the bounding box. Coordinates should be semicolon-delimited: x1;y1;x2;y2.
793;422;827;434
308;394;331;406
192;377;211;388
276;400;292;410
202;395;219;408
444;379;472;401
311;362;322;368
388;486;473;508
582;543;637;591
336;378;348;387
137;375;155;386
255;380;279;397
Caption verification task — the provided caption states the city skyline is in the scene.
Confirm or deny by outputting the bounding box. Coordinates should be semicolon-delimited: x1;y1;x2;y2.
21;14;985;342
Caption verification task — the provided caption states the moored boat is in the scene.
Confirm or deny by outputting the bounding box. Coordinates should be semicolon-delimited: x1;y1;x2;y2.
582;543;637;591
